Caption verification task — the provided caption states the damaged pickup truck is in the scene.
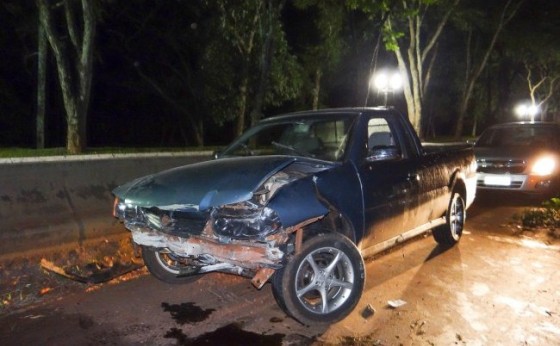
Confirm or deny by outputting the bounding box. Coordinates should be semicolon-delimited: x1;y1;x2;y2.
112;107;477;325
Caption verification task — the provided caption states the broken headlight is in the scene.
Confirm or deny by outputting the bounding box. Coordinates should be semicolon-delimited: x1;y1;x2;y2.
212;200;281;239
212;169;306;239
113;197;137;220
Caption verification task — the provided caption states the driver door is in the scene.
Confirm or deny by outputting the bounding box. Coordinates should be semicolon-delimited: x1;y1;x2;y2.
358;117;419;249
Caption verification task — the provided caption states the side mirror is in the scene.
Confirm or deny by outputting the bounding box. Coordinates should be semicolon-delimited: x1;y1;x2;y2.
213;150;222;159
366;147;401;162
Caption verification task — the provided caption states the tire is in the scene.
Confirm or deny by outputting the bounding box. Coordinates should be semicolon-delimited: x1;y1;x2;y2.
141;247;200;284
272;233;365;325
433;192;465;247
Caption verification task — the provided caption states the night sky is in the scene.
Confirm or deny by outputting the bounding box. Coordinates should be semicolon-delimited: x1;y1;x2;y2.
1;1;558;149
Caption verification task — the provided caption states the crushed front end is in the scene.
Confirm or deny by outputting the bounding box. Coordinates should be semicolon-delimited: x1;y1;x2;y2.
113;160;330;288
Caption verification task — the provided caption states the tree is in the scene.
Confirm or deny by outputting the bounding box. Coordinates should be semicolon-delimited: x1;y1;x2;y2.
390;0;460;136
208;0;302;136
350;0;460;137
453;0;523;138
504;0;560;122
522;61;560;121
214;0;264;136
293;0;347;110
37;0;96;154
248;0;286;127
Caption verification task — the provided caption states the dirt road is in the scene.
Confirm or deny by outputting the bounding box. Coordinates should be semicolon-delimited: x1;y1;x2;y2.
1;193;559;345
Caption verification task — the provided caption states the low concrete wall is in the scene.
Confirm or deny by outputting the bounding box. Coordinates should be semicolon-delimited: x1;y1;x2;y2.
0;152;212;258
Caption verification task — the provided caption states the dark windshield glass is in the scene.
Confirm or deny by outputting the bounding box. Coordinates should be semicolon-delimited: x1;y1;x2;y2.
220;115;357;161
476;126;560;149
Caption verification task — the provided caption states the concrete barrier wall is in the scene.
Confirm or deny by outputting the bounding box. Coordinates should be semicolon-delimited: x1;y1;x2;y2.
0;152;212;258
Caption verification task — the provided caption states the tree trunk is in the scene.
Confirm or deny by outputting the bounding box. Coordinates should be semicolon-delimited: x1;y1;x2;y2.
78;0;95;150
196;119;204;146
36;20;46;149
67;112;80;153
312;67;322;110
37;0;95;154
394;47;421;134
236;73;249;137
249;0;280;128
383;1;458;139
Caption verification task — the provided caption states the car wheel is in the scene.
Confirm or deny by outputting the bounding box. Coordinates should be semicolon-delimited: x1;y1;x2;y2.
433;192;465;246
272;233;365;325
141;247;200;284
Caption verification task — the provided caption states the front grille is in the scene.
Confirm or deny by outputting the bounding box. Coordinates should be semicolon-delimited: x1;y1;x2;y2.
477;180;523;189
477;159;526;174
142;208;209;236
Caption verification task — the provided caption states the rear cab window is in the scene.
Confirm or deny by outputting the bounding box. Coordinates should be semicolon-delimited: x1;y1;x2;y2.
365;117;402;161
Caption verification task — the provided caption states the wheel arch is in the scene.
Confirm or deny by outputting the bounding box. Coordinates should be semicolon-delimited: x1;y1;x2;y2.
301;208;357;243
450;169;468;201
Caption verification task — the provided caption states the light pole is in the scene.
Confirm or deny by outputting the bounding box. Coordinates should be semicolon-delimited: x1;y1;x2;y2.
369;70;402;106
515;102;539;122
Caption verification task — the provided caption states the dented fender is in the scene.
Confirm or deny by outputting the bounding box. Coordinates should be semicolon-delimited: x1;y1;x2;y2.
267;176;329;227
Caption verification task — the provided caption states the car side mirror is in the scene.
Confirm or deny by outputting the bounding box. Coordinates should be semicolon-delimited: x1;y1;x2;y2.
366;147;401;162
213;150;222;159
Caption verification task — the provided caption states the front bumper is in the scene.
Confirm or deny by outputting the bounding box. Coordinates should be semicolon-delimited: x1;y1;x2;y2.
128;223;287;270
476;172;558;193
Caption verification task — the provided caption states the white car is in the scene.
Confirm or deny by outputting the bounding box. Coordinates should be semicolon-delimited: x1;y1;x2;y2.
474;122;560;195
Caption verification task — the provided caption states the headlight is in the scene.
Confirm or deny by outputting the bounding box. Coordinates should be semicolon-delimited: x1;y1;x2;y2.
113;197;127;218
531;156;556;176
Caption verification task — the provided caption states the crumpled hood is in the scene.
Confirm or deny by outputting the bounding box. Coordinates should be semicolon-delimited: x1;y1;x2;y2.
113;156;297;211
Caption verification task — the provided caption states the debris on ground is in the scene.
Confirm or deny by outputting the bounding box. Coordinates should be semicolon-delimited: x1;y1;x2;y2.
387;299;407;309
361;304;376;319
40;258;142;284
0;235;145;314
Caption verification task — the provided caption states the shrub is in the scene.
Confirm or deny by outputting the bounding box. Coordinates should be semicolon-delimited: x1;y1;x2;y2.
520;197;560;237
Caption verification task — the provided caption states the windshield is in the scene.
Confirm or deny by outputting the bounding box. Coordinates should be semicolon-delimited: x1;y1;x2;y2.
476;125;560;149
220;114;357;161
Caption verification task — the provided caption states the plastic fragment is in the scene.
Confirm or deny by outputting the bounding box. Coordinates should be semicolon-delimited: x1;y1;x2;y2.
387;299;407;308
361;304;376;319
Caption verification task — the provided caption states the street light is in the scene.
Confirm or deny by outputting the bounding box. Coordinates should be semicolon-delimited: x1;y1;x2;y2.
515;102;539;122
369;70;402;106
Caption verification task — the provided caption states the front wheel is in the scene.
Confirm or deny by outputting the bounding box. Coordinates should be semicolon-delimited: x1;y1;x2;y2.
141;247;200;284
432;192;465;247
272;233;365;325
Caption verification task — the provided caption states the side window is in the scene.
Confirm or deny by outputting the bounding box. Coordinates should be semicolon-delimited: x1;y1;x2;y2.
366;117;401;161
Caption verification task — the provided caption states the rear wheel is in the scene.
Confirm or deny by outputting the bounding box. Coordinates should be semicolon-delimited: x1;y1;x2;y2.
272;233;365;325
141;247;200;284
433;192;465;246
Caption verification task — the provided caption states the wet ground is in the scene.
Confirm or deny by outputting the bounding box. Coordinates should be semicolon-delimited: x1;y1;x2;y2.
0;192;559;345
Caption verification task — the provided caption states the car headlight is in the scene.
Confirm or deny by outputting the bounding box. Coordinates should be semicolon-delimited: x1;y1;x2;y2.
113;197;130;218
531;156;556;176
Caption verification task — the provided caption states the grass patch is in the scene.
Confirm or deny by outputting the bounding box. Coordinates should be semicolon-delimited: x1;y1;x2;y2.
0;147;68;158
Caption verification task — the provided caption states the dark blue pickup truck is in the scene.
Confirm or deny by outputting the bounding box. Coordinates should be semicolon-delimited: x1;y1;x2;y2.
113;107;477;325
